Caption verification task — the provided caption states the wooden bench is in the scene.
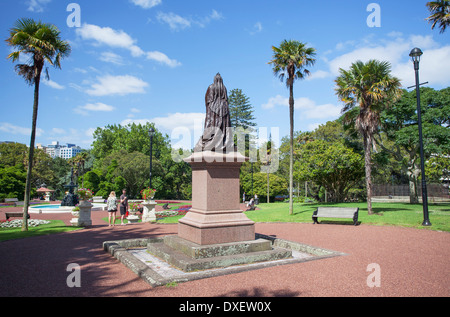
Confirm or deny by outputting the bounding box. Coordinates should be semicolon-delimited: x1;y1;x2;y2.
5;212;30;221
3;198;24;207
312;207;359;225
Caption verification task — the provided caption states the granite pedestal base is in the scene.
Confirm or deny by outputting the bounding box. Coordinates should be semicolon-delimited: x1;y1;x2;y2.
147;235;292;272
179;151;254;245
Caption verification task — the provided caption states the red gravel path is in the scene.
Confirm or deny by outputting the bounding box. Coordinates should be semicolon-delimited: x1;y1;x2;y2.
0;206;448;297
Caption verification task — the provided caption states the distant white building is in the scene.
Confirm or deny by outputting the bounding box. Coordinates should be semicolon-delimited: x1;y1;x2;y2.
44;141;82;159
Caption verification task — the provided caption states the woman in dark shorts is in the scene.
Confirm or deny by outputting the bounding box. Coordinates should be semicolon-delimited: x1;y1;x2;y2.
119;189;128;225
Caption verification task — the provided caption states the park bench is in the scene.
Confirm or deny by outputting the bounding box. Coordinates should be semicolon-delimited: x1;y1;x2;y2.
5;212;30;221
312;207;359;225
3;198;24;207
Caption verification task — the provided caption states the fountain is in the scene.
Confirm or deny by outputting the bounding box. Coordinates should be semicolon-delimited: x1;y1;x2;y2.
61;167;79;207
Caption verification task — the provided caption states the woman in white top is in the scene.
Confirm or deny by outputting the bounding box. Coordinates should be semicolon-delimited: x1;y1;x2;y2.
107;191;118;226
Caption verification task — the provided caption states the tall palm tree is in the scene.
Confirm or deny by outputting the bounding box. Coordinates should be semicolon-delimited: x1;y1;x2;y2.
6;18;71;231
335;60;402;214
269;40;316;215
426;0;450;33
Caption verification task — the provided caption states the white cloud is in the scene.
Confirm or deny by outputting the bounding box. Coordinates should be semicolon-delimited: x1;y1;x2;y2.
130;108;141;113
306;70;331;81
121;112;205;150
99;52;124;65
146;51;181;68
130;0;161;9
156;9;223;31
262;95;289;109
0;122;44;137
51;128;66;134
76;24;140;54
26;0;51;12
323;33;450;87
85;75;149;96
74;102;115;116
76;23;180;67
122;112;204;132
43;79;65;90
249;22;263;35
262;95;341;119
156;12;191;31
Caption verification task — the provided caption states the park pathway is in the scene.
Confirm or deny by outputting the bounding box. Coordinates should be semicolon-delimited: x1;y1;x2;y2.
0;206;449;297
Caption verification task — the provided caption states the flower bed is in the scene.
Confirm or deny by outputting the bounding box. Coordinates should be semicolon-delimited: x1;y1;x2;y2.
156;205;191;219
1;219;51;229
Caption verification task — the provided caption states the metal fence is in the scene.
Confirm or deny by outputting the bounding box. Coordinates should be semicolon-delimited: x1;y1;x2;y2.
373;184;450;198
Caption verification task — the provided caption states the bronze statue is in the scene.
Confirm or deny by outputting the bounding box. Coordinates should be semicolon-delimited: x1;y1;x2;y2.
195;73;235;152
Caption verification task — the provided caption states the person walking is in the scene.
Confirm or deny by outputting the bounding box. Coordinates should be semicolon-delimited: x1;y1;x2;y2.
119;189;128;225
106;191;118;227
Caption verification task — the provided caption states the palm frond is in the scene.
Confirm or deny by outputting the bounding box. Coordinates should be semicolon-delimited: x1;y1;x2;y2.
6;18;71;84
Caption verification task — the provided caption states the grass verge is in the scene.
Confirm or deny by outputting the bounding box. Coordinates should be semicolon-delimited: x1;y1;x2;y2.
0;220;81;242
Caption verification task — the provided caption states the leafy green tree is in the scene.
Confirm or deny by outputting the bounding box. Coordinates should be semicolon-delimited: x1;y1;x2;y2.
83;170;102;196
294;140;364;202
335;60;402;214
269;39;316;215
91;122;192;200
228;88;256;129
6;18;71;231
241;172;288;202
377;87;450;202
0;142;28;166
0;165;27;201
426;0;450;33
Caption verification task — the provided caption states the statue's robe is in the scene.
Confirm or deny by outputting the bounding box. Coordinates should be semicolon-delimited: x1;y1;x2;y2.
195;74;235;153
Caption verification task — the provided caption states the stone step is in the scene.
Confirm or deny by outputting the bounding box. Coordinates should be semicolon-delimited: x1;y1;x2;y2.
147;241;292;272
163;235;272;259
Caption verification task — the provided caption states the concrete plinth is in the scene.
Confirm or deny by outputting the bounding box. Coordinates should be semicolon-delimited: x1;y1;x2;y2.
179;151;255;245
77;200;92;227
146;235;292;272
141;200;157;223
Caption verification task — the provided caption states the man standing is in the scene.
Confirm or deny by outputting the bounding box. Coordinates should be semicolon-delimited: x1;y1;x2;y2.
119;189;128;225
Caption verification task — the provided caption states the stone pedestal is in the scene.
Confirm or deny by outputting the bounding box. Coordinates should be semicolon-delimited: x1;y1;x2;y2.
178;151;255;245
141;200;157;223
127;214;140;224
77;200;92;227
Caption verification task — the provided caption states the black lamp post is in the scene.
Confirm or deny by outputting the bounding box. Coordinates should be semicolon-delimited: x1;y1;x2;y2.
409;47;431;226
148;127;155;190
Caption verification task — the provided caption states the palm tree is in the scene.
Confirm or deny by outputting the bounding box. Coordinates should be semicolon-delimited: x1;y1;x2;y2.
335;60;402;214
426;0;450;33
269;40;316;215
6;18;71;231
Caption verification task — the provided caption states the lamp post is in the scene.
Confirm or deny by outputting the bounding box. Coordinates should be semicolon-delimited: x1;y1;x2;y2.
148;127;155;190
409;47;431;226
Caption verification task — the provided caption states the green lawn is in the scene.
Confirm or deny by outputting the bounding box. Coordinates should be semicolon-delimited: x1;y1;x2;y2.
0;220;81;242
1;202;447;243
157;201;450;232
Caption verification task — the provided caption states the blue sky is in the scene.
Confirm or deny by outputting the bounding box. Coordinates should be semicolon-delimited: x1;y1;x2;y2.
1;0;449;150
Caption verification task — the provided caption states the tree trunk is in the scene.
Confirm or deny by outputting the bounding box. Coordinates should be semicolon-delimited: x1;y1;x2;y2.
289;83;294;215
22;65;42;231
407;155;420;204
363;132;374;215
